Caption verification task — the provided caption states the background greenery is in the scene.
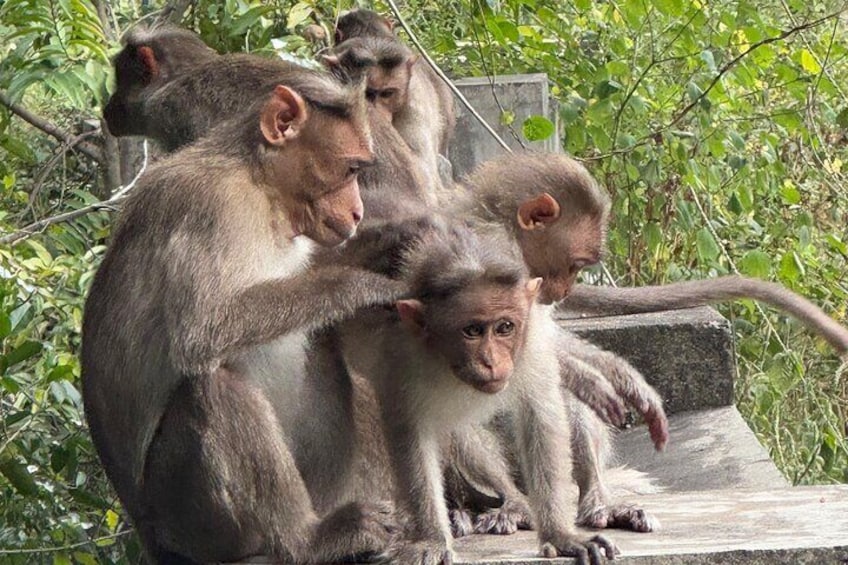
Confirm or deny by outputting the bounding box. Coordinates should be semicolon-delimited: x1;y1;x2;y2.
1;0;846;561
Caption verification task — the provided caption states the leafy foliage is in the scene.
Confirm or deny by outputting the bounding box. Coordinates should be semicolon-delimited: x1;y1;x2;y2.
1;0;847;561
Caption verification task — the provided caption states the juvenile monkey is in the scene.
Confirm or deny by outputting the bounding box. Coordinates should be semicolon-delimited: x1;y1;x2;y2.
328;9;456;194
341;220;618;565
83;69;407;562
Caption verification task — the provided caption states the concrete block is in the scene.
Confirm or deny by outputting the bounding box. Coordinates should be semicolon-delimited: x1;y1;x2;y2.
448;74;560;179
615;407;788;492
453;485;848;564
558;307;738;414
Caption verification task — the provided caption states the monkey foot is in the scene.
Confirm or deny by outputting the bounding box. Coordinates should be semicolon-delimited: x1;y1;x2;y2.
449;509;474;538
578;502;659;533
385;539;453;565
541;534;619;565
316;500;398;561
472;500;532;535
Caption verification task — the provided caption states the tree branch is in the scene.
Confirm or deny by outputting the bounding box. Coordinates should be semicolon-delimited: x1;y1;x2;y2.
0;142;149;246
0;91;103;164
669;8;847;129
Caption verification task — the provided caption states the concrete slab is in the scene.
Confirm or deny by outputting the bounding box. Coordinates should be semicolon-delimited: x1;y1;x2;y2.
449;73;561;179
558;307;737;414
614;407;788;492
453;485;848;564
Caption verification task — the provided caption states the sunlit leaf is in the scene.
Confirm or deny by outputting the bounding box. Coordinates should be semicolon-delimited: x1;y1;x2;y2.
522;115;555;141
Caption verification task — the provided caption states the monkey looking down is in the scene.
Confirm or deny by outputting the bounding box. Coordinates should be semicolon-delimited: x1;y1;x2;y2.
83;67;408;562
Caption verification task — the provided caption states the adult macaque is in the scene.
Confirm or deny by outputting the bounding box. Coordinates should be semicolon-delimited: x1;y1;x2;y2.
83;70;408;562
342;221;618;565
328;9;456;194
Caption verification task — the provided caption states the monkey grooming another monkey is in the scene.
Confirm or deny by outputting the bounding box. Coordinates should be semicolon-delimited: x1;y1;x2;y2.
342;220;618;565
328;9;456;195
100;26;666;537
83;69;408;562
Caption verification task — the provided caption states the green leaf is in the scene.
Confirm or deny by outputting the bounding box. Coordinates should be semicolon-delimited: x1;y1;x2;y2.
739;250;771;279
0;453;39;496
695;228;720;262
780;181;801;205
837;107;848;130
779;251;805;280
799;48;821;74
0;312;10;340
286;2;313;30
522;115;555;142
5;340;43;367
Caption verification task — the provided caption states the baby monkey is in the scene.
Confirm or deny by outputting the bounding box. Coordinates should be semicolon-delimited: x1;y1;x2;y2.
342;219;618;565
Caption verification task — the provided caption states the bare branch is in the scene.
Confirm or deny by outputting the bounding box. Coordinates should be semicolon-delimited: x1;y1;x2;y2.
669;8;848;129
0;142;149;247
0;91;103;164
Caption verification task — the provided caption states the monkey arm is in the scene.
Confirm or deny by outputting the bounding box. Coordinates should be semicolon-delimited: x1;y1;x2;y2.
172;266;408;372
561;333;668;451
565;276;848;354
556;331;627;428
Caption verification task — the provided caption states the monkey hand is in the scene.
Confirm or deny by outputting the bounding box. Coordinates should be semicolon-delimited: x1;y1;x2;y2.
449;509;474;538
472;497;532;535
539;532;619;565
316;500;398;560
629;394;669;451
385;538;453;565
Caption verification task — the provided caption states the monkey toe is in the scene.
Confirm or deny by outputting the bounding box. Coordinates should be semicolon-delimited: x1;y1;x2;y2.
541;534;618;564
472;506;531;535
449;509;474;538
608;504;659;533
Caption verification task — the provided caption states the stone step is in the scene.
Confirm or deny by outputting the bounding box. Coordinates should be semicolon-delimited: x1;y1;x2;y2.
453;484;848;564
614;406;788;492
558;306;737;414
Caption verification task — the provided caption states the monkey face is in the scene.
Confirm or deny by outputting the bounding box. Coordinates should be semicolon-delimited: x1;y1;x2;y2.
365;63;412;119
261;92;374;247
517;216;602;304
425;283;537;394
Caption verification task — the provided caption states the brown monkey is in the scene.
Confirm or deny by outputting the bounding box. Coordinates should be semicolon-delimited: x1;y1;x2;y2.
100;27;663;535
328;9;456;194
83;69;409;563
341;220;618;565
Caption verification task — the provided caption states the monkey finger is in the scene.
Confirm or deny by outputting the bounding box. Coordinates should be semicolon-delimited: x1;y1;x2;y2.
590;533;620;558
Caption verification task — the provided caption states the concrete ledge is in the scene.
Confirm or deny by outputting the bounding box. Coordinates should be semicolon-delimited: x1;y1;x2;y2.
558;307;737;414
614;407;788;492
453;485;848;564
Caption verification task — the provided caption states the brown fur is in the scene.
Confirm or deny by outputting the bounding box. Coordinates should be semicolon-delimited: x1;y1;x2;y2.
84;72;407;562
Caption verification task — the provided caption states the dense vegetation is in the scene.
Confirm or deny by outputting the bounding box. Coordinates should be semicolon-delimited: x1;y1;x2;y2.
1;0;846;561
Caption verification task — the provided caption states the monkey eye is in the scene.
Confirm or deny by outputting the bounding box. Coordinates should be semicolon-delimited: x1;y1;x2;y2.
462;324;485;339
379;89;397;99
494;321;515;336
365;89;378;102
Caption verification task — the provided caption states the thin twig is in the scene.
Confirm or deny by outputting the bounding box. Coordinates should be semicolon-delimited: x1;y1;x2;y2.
383;0;512;153
0;142;149;246
0;531;132;555
0;91;103;163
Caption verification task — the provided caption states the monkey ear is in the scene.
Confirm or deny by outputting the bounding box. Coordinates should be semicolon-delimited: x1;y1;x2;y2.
137;45;160;82
383;16;395;31
260;85;309;146
525;277;543;298
517;193;561;231
319;54;341;71
406;55;419;70
396;299;426;334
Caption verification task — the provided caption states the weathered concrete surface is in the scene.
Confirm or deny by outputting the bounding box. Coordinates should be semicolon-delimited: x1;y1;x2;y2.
453;485;848;564
448;73;560;179
614;407;788;492
558;307;737;414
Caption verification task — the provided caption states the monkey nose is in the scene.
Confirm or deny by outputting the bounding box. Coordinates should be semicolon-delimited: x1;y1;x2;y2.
352;209;362;223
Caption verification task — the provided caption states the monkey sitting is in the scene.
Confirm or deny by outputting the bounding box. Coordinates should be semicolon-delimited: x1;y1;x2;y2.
341;218;618;565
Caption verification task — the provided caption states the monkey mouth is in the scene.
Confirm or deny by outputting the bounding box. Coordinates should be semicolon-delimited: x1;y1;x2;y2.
470;378;508;394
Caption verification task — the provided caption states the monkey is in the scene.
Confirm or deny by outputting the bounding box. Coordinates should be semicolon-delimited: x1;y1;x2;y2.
82;67;415;562
327;9;456;196
98;26;667;536
340;219;619;565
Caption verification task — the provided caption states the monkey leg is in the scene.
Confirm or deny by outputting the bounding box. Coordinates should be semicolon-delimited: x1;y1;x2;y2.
142;368;395;563
570;399;658;533
445;426;532;536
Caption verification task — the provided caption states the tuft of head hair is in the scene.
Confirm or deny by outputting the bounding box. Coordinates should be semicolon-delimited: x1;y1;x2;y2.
462;152;611;231
400;220;526;303
335;9;395;42
329;36;412;83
